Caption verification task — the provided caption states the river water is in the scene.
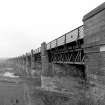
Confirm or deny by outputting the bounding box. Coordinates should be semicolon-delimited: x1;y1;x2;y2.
0;62;30;105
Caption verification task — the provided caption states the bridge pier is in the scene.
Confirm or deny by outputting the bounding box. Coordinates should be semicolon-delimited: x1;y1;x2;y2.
41;42;49;76
41;42;54;88
26;53;31;77
31;49;35;69
16;56;27;77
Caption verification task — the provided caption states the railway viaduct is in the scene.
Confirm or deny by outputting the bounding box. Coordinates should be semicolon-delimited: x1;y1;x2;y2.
10;2;105;105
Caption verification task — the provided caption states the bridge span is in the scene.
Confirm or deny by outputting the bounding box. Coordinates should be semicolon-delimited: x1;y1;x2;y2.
12;25;85;75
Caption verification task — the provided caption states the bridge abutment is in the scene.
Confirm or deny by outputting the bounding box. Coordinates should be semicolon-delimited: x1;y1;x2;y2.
83;2;105;104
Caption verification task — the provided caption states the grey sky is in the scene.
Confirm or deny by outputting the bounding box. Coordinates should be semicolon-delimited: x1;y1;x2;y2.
0;0;104;58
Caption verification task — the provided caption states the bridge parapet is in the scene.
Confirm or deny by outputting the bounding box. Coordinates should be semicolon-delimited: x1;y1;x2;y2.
47;25;84;50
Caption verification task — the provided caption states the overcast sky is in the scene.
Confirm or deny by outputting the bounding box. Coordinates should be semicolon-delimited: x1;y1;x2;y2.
0;0;104;58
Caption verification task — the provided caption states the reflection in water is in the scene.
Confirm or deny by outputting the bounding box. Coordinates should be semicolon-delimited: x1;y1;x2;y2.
3;72;19;78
